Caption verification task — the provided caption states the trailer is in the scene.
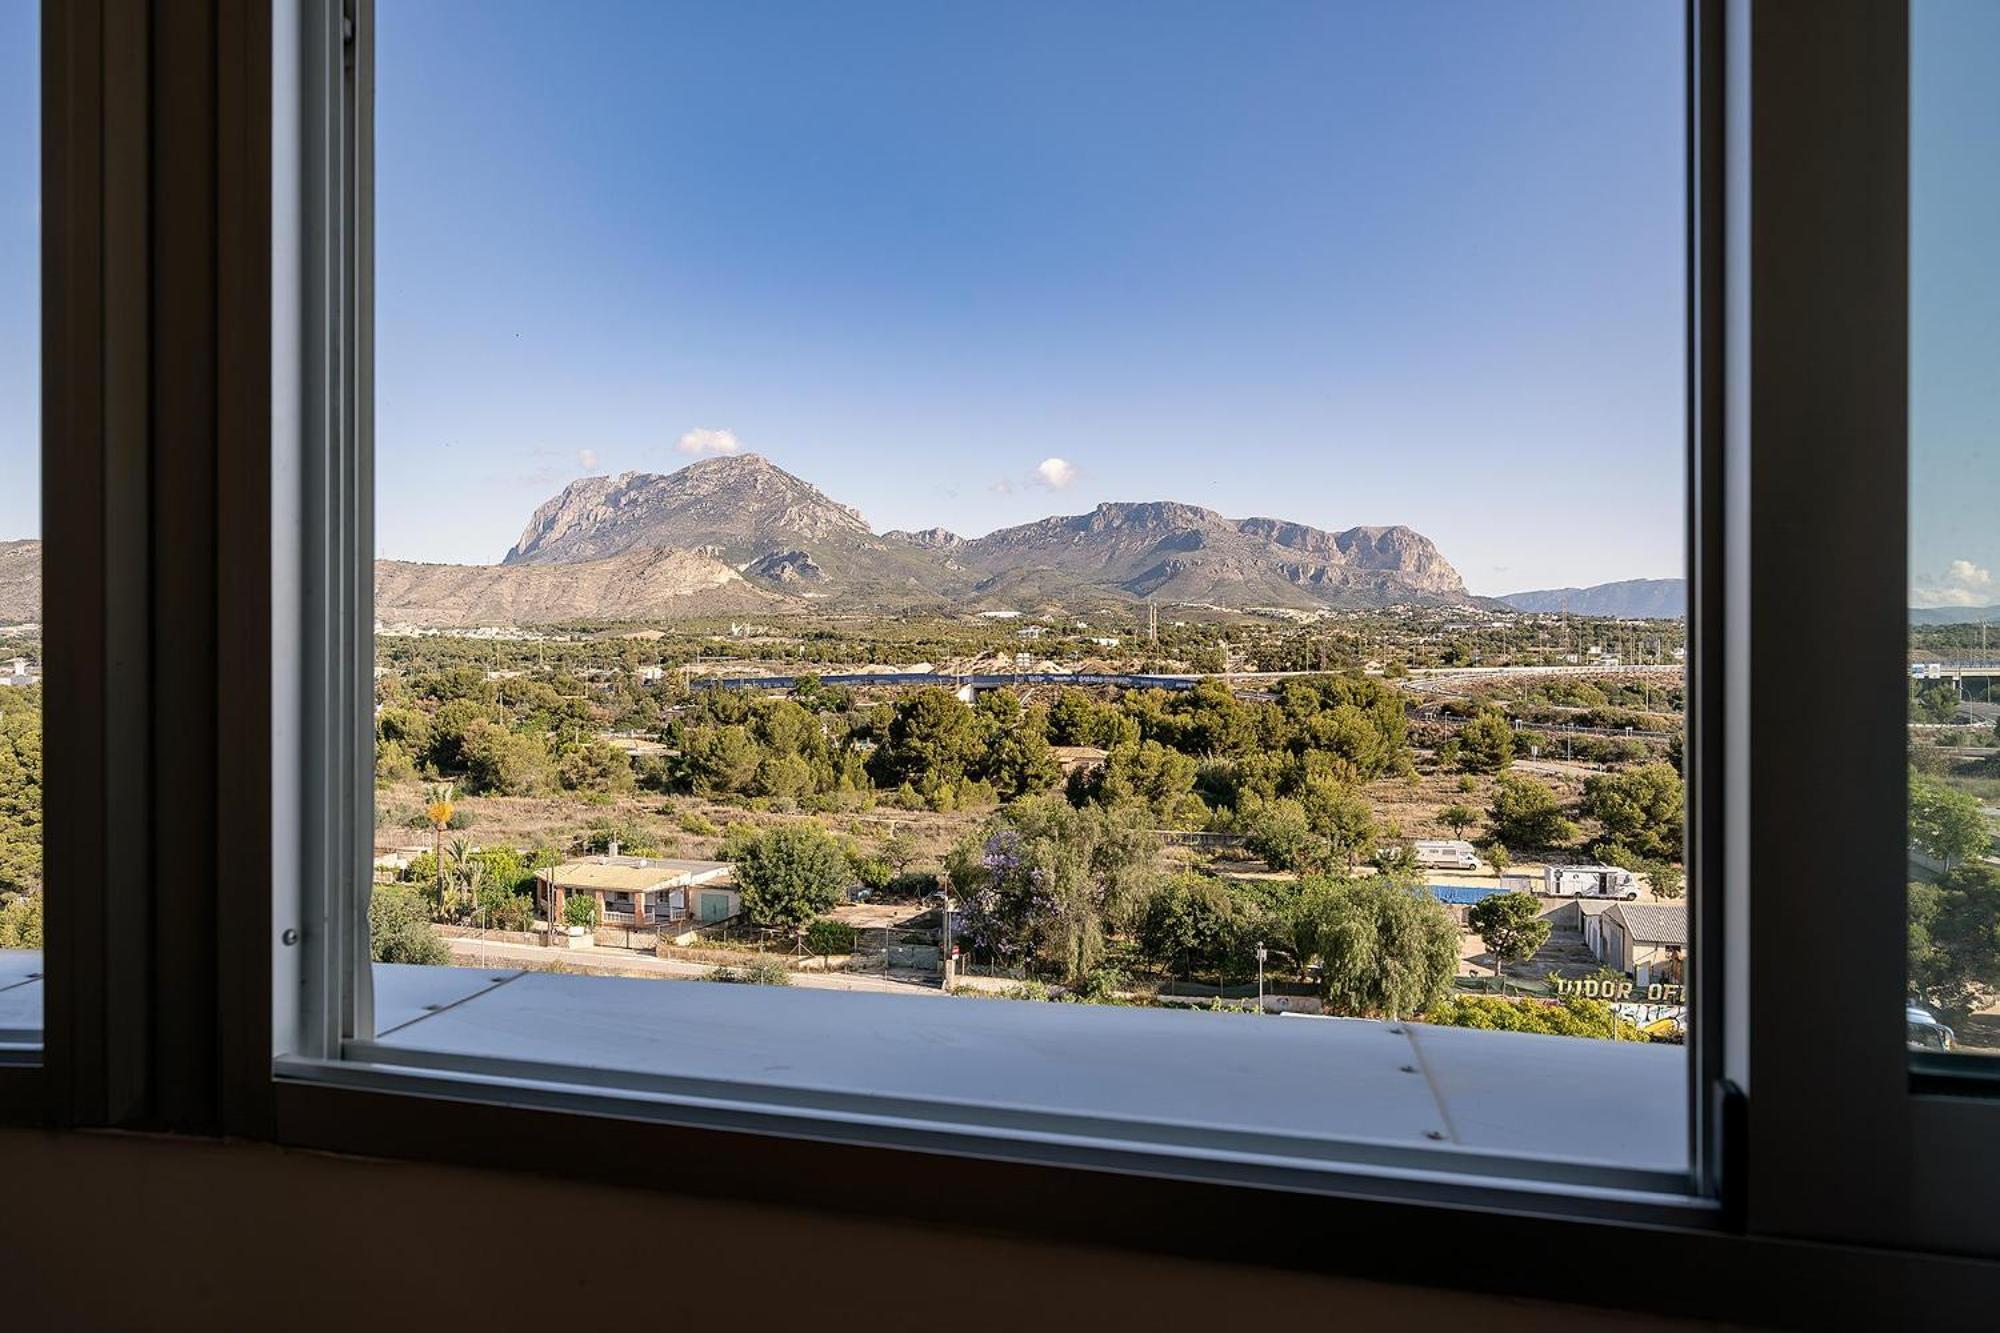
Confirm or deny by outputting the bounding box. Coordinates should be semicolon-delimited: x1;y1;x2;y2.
1541;864;1640;900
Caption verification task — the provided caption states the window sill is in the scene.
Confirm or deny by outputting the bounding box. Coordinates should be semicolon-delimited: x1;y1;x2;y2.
282;963;1695;1208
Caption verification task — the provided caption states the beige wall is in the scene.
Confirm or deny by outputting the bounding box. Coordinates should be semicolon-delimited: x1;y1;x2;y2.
1;1128;1725;1332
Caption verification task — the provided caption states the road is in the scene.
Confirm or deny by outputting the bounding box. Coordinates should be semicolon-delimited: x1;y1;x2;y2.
445;937;944;996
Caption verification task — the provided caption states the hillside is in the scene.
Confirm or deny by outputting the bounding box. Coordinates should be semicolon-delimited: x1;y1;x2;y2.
0;540;39;624
1499;578;1686;618
375;547;784;628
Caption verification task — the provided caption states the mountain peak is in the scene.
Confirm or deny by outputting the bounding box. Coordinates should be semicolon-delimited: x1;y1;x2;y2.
503;453;871;566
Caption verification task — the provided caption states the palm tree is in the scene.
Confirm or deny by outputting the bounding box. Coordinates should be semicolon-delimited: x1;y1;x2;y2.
424;782;456;900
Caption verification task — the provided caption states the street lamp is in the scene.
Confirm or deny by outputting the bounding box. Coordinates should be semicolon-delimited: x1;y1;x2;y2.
1255;941;1268;1014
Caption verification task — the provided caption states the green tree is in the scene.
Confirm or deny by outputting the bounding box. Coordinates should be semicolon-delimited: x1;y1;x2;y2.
462;724;553;796
368;885;450;966
948;799;1157;984
1909;864;2000;1025
0;685;43;896
556;739;635;796
871;687;983;794
1456;707;1515;773
1581;762;1685;859
1300;780;1376;870
0;890;44;949
1467;891;1551;994
878;831;919;876
1137;874;1240;979
735;823;852;931
1910;772;1991;870
1488;774;1577;849
1242;798;1332;874
1913;681;1961;724
1289;874;1458;1019
1438;803;1477;838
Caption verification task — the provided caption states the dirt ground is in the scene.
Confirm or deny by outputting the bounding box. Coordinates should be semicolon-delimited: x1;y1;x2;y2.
374;779;983;871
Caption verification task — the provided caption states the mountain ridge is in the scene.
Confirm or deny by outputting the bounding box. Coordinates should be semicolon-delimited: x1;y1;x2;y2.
1498;578;1686;618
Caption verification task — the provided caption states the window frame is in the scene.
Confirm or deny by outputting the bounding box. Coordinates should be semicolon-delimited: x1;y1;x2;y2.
22;0;2000;1322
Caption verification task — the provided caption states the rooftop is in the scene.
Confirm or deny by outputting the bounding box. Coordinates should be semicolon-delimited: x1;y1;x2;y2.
544;858;731;892
1605;903;1688;946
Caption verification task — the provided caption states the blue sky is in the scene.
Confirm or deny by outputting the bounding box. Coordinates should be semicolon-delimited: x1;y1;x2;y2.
367;0;1687;594
4;2;1702;595
1911;0;2000;609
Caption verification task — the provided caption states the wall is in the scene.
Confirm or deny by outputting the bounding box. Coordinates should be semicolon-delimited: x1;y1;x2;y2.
2;1128;1719;1332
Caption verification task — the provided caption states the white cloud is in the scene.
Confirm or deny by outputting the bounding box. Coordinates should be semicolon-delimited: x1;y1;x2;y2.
1912;558;1995;608
577;448;598;470
1031;457;1077;490
988;480;1014;495
676;428;742;457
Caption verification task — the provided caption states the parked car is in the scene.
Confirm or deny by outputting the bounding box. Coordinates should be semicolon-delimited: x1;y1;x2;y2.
1907;1004;1957;1052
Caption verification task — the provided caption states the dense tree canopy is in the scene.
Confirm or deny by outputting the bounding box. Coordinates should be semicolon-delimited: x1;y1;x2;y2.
0;685;42;896
1487;774;1576;850
1909;864;2000;1024
1286;874;1459;1019
1581;762;1685;859
1910;772;1992;869
735;823;853;931
948;799;1158;983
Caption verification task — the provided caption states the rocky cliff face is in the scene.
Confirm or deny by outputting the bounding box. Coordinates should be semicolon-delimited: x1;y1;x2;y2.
501;454;958;608
504;454;874;566
375;546;781;627
955;502;1469;608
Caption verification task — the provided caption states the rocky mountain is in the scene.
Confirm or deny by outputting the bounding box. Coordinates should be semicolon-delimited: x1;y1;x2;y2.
503;454;956;607
884;527;967;551
0;540;39;624
953;502;1470;609
375;547;781;628
1500;578;1686;618
501;455;1473;613
0;457;1485;629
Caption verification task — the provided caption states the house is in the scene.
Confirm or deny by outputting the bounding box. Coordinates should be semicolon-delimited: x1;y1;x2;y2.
0;657;38;687
1051;744;1110;776
1588;903;1686;988
535;854;737;930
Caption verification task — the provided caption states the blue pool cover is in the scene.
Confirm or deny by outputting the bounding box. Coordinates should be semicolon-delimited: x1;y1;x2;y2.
1429;884;1511;906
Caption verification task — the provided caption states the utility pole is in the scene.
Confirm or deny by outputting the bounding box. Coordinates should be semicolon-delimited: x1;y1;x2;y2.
1256;941;1267;1015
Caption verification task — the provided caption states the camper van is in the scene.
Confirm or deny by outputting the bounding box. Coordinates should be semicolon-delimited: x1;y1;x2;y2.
1541;864;1641;900
1411;840;1481;871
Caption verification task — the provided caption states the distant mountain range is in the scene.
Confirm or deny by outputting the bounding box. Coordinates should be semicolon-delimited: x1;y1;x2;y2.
0;460;1715;630
1909;604;2000;626
1499;578;1686;618
481;453;1474;622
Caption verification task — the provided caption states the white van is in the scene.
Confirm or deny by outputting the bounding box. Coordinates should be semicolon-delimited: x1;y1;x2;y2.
1411;840;1480;871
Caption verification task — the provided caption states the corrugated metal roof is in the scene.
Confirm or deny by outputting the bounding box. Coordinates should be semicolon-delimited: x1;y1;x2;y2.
1605;903;1686;946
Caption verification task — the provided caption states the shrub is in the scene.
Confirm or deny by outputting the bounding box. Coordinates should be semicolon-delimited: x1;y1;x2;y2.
708;958;793;986
678;810;720;837
368;885;450;966
562;895;601;929
804;918;860;956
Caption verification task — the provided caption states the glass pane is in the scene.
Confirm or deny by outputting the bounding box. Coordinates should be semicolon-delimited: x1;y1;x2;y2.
0;0;42;1050
1908;0;2000;1058
363;0;1687;1177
